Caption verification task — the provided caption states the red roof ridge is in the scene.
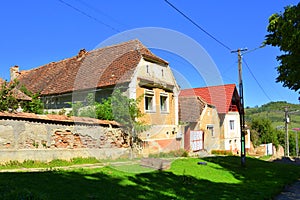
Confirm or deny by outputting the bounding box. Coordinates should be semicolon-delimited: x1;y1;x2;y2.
90;39;168;65
179;84;239;113
16;39;167;96
18;53;79;78
192;83;236;90
89;39;143;53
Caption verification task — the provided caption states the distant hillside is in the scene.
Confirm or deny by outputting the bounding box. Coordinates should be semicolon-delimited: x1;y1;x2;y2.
245;101;300;130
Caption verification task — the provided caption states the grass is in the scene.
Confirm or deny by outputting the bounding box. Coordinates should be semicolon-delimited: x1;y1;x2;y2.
0;156;299;199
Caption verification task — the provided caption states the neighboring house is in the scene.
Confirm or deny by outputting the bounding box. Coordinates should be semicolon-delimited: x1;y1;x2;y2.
11;39;180;153
180;84;242;154
179;95;221;153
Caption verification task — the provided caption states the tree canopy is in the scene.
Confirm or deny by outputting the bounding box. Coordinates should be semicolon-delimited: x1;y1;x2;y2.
0;80;43;114
265;3;300;94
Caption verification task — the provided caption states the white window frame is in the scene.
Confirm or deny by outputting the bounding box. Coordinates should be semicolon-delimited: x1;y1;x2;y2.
144;89;155;112
160;92;169;113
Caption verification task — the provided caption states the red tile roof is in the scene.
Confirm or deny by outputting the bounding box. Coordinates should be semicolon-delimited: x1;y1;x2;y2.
10;88;32;101
179;84;240;114
0;79;32;101
17;40;168;96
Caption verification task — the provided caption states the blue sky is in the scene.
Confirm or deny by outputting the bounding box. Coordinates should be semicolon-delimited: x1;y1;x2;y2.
0;0;299;107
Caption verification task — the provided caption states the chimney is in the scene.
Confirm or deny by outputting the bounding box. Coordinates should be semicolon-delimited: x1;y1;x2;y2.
10;65;20;81
77;49;87;61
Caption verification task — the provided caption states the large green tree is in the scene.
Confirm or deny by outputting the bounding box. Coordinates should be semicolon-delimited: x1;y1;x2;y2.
265;3;300;94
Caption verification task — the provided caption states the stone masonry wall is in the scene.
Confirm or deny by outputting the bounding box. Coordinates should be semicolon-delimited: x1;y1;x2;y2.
0;118;130;163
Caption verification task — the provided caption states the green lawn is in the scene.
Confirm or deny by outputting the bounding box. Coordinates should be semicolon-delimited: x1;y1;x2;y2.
0;156;299;199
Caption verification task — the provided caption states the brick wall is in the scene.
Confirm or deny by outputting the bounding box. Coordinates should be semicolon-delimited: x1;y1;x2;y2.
0;114;130;163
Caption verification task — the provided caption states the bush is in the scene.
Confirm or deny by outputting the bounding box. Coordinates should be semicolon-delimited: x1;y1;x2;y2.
211;150;233;156
149;149;189;158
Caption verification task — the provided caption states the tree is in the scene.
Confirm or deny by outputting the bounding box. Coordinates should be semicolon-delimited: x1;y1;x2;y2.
0;81;18;111
95;97;114;120
0;81;43;114
265;3;300;93
70;90;148;155
19;85;44;114
110;90;148;149
250;117;280;148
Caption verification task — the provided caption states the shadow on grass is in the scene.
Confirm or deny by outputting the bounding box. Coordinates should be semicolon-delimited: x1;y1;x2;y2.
0;156;299;199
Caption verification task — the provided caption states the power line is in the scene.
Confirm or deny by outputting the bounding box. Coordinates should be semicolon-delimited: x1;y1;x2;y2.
164;0;232;52
74;0;126;28
242;58;272;101
58;0;120;33
163;0;277;102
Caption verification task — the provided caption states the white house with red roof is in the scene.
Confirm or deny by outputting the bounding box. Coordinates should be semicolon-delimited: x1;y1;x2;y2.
180;84;242;154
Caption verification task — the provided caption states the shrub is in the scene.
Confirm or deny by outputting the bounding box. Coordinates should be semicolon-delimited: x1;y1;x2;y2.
211;150;233;156
149;149;189;158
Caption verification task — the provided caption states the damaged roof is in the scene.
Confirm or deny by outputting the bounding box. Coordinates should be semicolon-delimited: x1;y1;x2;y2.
179;95;207;123
16;39;168;96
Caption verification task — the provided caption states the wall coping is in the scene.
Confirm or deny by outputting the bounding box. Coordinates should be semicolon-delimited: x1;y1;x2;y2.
0;112;119;127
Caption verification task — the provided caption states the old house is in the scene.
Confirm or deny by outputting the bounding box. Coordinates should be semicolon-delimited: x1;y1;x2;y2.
11;39;180;153
179;95;221;153
180;84;242;154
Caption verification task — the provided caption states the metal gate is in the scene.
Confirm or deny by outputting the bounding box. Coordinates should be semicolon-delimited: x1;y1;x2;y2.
190;130;204;152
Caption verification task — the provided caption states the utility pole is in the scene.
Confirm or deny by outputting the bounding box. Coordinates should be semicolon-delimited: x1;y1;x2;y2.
284;107;290;157
296;130;299;158
231;48;248;166
293;128;300;158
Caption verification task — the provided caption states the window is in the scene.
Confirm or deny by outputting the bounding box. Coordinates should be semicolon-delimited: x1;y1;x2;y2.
229;120;235;130
160;93;168;112
207;125;214;136
145;89;155;112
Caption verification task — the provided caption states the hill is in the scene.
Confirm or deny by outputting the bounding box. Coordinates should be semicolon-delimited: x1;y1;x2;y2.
245;101;300;130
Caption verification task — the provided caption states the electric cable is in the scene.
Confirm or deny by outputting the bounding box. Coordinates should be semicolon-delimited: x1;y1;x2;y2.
164;0;232;52
242;58;272;101
58;0;120;33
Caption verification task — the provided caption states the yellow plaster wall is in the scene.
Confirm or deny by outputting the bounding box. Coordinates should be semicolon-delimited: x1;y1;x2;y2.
136;85;175;125
198;106;221;152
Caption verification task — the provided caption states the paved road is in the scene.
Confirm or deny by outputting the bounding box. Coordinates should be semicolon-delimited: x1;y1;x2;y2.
274;179;300;200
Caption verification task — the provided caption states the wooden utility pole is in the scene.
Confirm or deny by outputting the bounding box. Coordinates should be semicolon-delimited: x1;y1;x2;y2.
231;48;247;166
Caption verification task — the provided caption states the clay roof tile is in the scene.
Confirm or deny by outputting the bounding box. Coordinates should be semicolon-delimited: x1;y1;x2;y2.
17;39;165;96
180;84;239;114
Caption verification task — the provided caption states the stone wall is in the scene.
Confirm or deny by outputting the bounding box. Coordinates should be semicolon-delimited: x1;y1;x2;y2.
0;113;130;163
